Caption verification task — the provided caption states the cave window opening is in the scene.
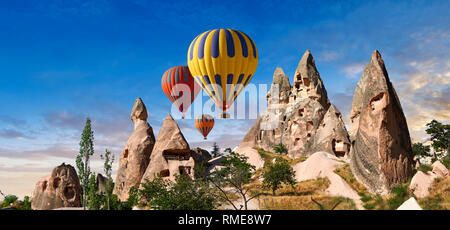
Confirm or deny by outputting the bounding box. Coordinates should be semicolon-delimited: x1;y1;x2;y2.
159;169;170;177
298;108;304;117
179;166;191;176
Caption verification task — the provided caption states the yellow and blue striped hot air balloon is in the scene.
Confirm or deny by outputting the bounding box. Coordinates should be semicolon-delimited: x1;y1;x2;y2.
187;29;258;118
195;114;215;140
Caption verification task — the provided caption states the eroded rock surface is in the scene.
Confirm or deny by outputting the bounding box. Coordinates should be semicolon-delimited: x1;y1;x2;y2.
31;163;82;210
311;105;351;158
141;114;195;182
293;152;362;209
237;50;348;160
349;50;415;194
113;98;155;201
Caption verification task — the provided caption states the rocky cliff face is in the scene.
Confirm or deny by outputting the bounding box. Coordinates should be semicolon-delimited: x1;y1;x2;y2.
237;50;349;159
349;50;415;194
31;163;82;210
113;98;155;201
141;114;195;182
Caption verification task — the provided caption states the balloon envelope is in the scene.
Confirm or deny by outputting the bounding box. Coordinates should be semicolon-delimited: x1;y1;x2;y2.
161;66;200;117
187;29;258;112
195;114;215;140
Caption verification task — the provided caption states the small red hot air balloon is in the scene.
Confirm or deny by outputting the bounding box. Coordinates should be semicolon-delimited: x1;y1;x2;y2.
195;114;214;140
161;66;200;118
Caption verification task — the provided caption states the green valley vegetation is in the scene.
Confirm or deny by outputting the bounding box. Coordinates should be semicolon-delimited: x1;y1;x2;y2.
0;194;32;210
127;149;261;210
134;175;217;210
75;118;133;210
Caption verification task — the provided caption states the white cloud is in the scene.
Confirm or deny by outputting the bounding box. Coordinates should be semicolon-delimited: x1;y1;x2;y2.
342;63;365;78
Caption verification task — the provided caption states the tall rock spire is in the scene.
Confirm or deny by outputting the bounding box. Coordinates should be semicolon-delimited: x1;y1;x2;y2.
267;67;291;107
292;50;330;110
350;50;414;194
113;98;155;201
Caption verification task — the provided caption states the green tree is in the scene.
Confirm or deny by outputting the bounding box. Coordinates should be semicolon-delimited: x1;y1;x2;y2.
412;142;431;164
211;142;220;158
138;175;217;210
209;149;259;210
273;142;288;155
426;120;450;157
20;196;32;210
1;195;18;208
76;118;95;210
262;158;296;195
101;149;115;210
87;174;102;210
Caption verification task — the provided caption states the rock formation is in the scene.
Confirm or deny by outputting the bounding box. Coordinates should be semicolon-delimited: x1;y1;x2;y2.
141;114;195;182
397;197;422;210
409;171;437;198
293;152;362;209
96;173;107;195
409;161;448;198
113;98;155;201
31;163;82;210
349;50;415;194
236;50;349;161
291;50;330;110
190;147;212;165
311;105;351;158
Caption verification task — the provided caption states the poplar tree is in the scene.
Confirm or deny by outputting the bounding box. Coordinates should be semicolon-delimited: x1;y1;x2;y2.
76;118;95;210
101;149;114;210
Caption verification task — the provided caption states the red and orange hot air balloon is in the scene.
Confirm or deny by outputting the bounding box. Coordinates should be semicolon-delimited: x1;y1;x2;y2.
195;114;214;140
161;66;200;118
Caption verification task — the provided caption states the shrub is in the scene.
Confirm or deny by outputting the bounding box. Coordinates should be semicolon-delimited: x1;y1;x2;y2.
440;155;450;169
273;143;288;155
363;202;376;210
417;164;433;174
138;175;217;210
1;195;18;208
18;196;32;210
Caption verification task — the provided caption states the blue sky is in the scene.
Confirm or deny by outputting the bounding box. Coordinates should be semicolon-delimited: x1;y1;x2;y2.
0;0;449;198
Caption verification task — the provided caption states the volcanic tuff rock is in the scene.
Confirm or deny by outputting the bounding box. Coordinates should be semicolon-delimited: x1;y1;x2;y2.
96;173;107;195
291;50;330;110
293;152;362;209
141;114;195;182
190;147;212;165
113;98;155;201
409;161;448;198
31;163;82;210
349;50;415;194
311;105;351;157
236;50;349;160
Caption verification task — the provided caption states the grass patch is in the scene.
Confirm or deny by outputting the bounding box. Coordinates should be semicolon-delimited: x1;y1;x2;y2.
251;177;359;210
417;164;433;174
260;195;357;210
256;148;307;167
387;184;410;209
334;164;368;194
418;176;450;210
248;177;330;197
